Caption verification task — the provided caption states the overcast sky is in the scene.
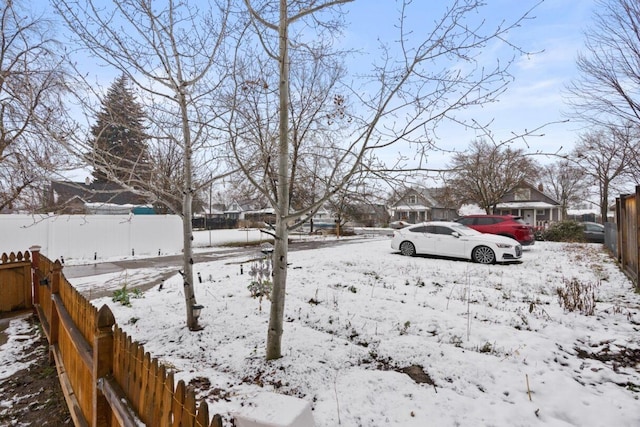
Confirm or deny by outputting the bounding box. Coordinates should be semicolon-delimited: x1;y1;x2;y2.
42;0;599;180
341;0;599;170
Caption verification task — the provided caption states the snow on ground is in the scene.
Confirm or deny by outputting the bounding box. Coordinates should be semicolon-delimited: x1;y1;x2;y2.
5;229;640;426
0;315;39;381
66;231;640;427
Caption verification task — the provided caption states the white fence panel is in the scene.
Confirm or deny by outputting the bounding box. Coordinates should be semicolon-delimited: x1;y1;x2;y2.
0;214;182;260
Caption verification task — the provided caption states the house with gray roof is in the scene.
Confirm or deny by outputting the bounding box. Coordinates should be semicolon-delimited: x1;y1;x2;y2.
389;187;458;224
494;182;562;227
47;180;152;214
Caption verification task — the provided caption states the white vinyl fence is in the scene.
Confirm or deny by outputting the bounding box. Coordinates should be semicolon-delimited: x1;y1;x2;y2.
0;214;182;260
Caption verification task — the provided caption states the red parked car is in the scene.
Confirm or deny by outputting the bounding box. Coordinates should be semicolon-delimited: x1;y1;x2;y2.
454;215;535;246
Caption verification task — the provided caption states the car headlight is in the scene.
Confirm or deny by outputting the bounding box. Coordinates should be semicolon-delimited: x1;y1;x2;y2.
495;243;512;248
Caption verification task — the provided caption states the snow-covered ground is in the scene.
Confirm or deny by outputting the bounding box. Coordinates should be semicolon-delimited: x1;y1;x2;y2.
0;314;39;381
3;230;640;426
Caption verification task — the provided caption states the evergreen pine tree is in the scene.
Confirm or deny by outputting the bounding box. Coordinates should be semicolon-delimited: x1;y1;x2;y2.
89;74;149;184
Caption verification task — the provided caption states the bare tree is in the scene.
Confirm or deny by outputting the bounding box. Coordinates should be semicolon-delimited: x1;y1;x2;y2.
324;174;386;232
233;0;540;359
0;0;70;212
566;0;640;126
445;139;540;214
52;0;235;330
570;124;636;223
540;160;588;219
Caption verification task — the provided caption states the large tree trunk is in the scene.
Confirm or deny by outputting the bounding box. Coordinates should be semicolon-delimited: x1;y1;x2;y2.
266;0;290;361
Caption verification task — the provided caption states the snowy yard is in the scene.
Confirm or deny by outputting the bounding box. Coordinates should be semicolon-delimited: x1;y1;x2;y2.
5;231;640;426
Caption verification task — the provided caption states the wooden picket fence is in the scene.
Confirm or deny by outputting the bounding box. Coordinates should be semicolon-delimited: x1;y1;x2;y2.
0;251;33;313
3;247;224;427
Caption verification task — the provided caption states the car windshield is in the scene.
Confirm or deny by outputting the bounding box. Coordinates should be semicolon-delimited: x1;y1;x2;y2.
450;223;482;236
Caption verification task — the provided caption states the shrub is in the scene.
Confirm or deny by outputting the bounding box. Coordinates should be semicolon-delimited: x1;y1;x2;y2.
112;284;143;307
247;278;272;299
543;221;585;242
556;277;599;315
247;258;273;310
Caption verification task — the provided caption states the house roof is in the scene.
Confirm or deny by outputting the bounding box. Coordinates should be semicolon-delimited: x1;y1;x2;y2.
52;180;147;205
415;188;439;206
391;187;442;208
517;181;561;205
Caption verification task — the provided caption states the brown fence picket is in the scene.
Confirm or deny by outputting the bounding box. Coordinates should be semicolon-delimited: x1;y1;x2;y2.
196;400;210;427
94;305;115;427
0;249;230;427
162;371;176;427
172;380;186;427
138;351;151;418
0;250;32;313
153;363;167;425
184;389;197;427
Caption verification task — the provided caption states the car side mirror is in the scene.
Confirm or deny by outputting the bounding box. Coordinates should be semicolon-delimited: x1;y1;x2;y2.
452;232;460;238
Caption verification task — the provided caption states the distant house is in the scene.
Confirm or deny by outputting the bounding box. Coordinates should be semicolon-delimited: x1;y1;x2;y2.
311;205;332;222
390;187;458;223
47;180;153;215
495;182;562;226
349;203;390;227
201;203;226;219
224;200;244;221
243;207;276;225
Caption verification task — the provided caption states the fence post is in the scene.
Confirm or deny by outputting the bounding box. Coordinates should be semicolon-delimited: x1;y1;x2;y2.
636;185;640;290
29;245;41;306
48;260;62;363
616;198;622;263
93;304;115;427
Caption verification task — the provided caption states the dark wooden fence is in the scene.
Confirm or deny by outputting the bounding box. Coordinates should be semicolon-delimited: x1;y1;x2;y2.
616;186;640;288
3;247;224;427
191;217;238;230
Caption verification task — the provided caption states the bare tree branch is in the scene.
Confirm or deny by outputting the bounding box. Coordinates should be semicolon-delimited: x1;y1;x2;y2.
0;0;72;212
233;0;542;360
51;0;237;331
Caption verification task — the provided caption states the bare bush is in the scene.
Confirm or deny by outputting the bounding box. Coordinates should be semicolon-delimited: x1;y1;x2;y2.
556;277;599;315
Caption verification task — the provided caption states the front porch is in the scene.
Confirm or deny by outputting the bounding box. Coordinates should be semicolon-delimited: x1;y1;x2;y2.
390;204;430;224
495;201;562;227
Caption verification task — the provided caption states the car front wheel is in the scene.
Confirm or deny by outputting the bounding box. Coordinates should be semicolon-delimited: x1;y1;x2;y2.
472;246;495;264
400;241;416;256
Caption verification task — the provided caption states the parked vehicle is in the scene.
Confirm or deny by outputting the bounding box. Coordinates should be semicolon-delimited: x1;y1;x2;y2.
391;221;522;264
389;220;412;229
454;215;535;246
581;221;605;243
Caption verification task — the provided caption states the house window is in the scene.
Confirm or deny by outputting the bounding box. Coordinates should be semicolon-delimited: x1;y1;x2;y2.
408;195;417;204
536;209;545;215
514;188;530;201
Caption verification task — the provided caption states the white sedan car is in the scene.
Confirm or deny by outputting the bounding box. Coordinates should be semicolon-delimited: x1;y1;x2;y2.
391;221;522;264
